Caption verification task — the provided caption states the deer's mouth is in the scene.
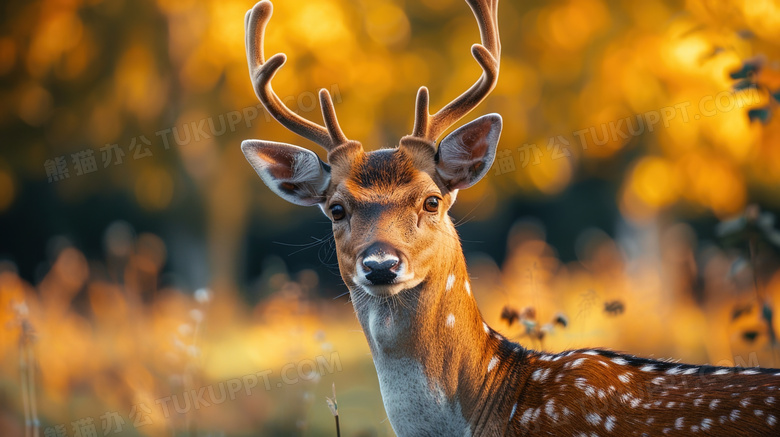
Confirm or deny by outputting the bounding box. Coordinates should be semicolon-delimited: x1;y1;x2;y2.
353;280;422;298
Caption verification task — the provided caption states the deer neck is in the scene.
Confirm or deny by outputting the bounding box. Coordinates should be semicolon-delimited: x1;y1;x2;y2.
350;239;527;435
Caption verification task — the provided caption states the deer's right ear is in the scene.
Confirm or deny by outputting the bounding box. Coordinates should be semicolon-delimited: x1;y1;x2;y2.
241;140;331;206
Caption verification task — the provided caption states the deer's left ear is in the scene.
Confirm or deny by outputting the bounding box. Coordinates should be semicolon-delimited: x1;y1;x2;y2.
242;140;331;206
435;113;502;190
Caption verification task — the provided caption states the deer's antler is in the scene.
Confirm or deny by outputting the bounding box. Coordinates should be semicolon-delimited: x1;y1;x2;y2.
411;0;501;143
245;1;348;152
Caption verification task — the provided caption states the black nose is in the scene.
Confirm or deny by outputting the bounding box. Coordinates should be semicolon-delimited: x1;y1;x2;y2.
361;242;400;285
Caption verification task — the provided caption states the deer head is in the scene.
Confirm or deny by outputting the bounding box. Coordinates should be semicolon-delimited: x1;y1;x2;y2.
241;0;501;299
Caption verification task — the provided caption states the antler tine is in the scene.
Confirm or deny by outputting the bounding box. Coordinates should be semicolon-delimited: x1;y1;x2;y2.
319;89;348;145
412;0;501;143
245;1;347;152
412;86;431;138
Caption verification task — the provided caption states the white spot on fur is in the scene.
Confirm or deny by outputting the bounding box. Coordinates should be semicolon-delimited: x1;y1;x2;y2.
675;417;684;430
740;398;751;408
756;410;765;417
683;368;698;375
709;399;720;410
666;367;682;375
713;369;730;375
545;399;557;419
520;408;534;426
465;281;471;296
532;368;551;383
640;365;656;372
618;373;631;383
585;413;601;426
446;314;455;328
766;397;776;406
730;410;740;421
768;415;777;426
571;358;586;368
741;369;760;375
509;403;517;421
483;322;489;333
583;350;599;356
445;274;455;291
612;357;628;365
604;415;616;431
488;356;499;372
701;418;712;430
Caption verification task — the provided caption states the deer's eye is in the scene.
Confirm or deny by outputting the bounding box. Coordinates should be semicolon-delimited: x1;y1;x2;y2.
423;196;440;213
330;204;346;221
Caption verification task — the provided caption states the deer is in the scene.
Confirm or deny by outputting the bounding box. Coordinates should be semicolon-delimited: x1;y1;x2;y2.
240;0;780;435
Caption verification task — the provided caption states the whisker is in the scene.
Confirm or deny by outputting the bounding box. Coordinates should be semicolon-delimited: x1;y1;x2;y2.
333;290;350;300
452;196;486;227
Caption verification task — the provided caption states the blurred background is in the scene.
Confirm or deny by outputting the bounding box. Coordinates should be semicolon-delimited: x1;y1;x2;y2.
1;0;780;435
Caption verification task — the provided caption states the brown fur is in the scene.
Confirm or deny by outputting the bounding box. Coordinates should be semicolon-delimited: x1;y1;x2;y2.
504;349;780;436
